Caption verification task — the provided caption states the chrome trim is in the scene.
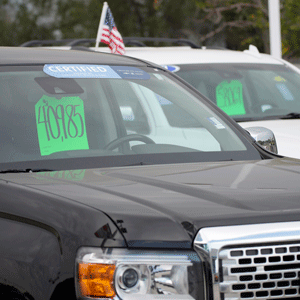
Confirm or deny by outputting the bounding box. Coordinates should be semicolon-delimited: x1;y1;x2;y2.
245;126;278;154
76;247;199;300
193;222;300;300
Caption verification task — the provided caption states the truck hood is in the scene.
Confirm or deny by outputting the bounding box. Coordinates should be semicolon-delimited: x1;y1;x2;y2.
3;157;300;248
238;119;300;159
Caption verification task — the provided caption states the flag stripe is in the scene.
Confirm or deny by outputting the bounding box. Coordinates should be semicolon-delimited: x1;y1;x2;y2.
98;6;125;55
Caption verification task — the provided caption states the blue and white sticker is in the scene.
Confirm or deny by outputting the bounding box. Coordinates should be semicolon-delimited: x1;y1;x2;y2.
111;66;150;80
207;117;225;129
162;65;180;73
120;106;135;121
276;83;294;101
44;64;121;78
155;94;173;106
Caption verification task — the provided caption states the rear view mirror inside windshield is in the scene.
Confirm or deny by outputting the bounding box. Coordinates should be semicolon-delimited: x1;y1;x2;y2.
34;77;84;95
210;65;243;79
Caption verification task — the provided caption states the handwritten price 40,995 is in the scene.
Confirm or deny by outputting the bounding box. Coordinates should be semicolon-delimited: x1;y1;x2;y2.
37;103;85;142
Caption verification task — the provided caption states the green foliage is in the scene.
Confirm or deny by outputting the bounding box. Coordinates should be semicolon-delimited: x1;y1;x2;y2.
191;0;300;58
1;0;54;45
1;0;300;58
281;0;300;57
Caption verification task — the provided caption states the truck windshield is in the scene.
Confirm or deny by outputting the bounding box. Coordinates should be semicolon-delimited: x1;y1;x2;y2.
177;63;300;121
0;64;260;171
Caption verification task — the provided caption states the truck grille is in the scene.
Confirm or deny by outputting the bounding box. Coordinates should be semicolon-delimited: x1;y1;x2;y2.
194;222;300;300
219;243;300;299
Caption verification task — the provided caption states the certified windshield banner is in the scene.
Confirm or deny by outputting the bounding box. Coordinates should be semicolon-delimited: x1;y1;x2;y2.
111;66;150;80
44;64;121;78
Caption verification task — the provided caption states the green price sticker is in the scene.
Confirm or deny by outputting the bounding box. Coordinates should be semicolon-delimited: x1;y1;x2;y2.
216;80;246;116
35;95;89;156
34;170;86;181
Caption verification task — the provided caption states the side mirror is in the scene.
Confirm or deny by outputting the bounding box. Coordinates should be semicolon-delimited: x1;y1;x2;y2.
245;127;278;154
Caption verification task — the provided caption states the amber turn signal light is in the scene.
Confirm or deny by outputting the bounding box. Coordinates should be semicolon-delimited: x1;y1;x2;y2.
78;263;116;298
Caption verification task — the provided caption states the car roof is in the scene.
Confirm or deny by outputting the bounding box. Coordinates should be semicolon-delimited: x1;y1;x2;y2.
90;46;284;66
119;47;285;65
0;46;149;67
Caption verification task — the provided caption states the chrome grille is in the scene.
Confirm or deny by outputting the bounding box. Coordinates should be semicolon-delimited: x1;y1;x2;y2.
193;222;300;300
219;244;300;299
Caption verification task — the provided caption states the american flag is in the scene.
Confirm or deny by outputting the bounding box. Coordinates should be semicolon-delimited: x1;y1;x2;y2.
96;3;125;55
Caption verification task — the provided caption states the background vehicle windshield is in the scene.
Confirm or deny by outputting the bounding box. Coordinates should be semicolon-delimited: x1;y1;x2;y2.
0;65;260;170
177;63;300;121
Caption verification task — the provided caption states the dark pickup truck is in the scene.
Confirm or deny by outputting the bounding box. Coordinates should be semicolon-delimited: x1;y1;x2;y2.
1;47;300;300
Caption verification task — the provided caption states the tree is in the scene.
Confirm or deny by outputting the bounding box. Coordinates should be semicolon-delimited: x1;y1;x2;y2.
1;0;300;59
180;0;270;51
1;0;55;46
55;0;172;41
281;0;300;58
0;0;196;46
177;0;300;58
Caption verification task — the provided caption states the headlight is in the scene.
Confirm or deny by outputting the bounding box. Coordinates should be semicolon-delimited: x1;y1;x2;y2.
75;247;202;299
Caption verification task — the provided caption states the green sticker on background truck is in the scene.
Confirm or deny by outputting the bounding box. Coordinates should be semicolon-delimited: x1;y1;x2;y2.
35;95;89;156
216;80;246;116
34;170;86;181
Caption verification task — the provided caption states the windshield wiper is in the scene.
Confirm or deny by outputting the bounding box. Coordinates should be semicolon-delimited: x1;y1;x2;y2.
234;112;300;122
0;169;54;174
233;117;256;122
280;112;300;119
124;161;151;166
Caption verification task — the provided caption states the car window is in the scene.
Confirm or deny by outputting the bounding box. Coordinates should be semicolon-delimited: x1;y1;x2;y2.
177;64;300;120
155;93;202;128
109;80;151;135
0;65;261;171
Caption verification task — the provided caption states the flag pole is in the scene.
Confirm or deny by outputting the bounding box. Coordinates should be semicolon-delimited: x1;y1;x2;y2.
95;2;108;48
268;0;282;58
